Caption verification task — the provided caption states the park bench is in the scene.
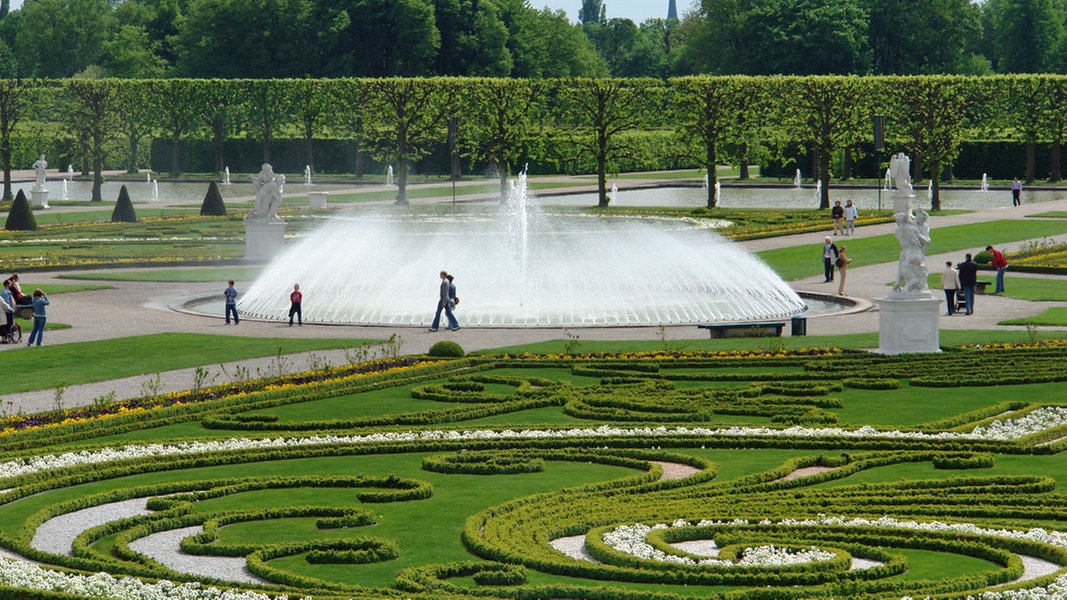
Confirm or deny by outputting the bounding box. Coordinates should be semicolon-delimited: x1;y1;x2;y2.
697;321;786;339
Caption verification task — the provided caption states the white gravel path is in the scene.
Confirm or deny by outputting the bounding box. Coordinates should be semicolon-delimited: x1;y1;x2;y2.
128;526;269;585
31;498;153;556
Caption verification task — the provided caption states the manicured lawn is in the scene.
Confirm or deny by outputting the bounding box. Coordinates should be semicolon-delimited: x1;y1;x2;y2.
1000;306;1067;326
0;333;381;394
57;266;264;283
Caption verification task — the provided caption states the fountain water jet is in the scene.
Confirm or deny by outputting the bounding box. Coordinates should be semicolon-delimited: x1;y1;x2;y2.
238;172;806;327
793;169;802;189
980;173;988;192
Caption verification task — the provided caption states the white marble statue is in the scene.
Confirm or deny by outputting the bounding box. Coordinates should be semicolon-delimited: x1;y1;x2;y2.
888;152;912;194
892;208;931;294
246;163;285;223
32;155;47;191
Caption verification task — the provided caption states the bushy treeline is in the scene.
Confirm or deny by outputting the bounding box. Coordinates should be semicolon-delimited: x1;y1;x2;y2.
4;75;1067;210
0;0;1064;81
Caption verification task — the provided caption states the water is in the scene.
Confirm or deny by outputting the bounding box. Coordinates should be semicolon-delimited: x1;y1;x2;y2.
222;167;231;185
884;169;892;191
981;173;988;192
542;185;1056;210
151;180;159;202
793;169;802;189
305;165;312;185
238;174;807;327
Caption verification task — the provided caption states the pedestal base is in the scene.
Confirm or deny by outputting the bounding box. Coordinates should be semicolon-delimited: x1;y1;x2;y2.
31;189;49;209
876;295;941;355
244;220;287;262
309;191;328;209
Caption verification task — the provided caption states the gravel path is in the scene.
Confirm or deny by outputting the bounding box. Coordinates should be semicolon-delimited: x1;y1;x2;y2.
128;526;269;585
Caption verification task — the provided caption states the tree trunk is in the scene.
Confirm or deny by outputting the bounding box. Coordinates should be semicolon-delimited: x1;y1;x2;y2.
1026;142;1035;184
738;142;750;179
596;135;609;208
127;131;138;174
170;138;182;177
91;149;104;202
842;147;852;181
395;156;408;205
912;152;923;184
1051;136;1061;182
213;119;225;173
1;134;11;202
706;144;717;209
354;143;365;178
498;165;508;203
818;145;831;209
930;161;941;211
304;123;314;172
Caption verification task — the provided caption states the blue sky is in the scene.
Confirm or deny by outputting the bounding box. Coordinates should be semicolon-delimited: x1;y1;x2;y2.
533;0;686;24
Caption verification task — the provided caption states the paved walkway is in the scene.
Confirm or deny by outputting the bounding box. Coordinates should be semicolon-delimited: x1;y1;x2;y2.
3;172;1065;415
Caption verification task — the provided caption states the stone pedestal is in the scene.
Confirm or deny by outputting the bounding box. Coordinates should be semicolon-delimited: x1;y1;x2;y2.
876;294;941;355
309;191;328;209
244;220;287;262
31;189;49;209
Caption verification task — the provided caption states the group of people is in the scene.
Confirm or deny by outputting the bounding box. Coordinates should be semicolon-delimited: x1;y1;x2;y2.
429;271;460;332
940;245;1008;316
831;199;859;236
821;236;852;296
221;281;303;326
2;273;49;346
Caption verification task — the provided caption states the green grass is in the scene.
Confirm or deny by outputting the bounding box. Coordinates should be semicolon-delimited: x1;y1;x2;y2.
927;273;1067;301
999;306;1067;326
56;267;264;283
0;333;381;394
759;219;1067;281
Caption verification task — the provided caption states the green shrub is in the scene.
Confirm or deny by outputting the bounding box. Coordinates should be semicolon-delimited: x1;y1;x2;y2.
200;180;227;216
428;341;465;357
975;250;993;264
5;189;37;231
111;185;138;222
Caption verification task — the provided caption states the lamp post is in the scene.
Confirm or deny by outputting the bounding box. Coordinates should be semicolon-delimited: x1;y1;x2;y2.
874;113;885;210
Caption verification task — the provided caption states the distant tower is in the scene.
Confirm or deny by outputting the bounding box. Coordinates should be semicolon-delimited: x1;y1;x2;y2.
667;0;678;20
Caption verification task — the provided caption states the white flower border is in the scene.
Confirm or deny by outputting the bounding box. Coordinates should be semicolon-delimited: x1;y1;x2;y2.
601;515;1067;599
2;406;1065;482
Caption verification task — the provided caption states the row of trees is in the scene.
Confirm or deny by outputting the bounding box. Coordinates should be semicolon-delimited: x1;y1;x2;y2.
3;75;1065;210
3;0;1067;80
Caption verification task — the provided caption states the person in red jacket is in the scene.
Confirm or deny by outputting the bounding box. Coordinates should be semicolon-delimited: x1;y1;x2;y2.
288;283;302;326
986;245;1008;294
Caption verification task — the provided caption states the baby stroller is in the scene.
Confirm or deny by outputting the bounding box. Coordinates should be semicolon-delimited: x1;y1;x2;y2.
954;288;968;314
0;321;20;344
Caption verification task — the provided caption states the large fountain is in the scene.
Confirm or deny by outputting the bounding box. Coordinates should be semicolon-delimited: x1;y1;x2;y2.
237;173;806;327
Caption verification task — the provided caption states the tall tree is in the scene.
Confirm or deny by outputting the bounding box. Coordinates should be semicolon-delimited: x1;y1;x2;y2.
113;80;154;174
737;0;869;75
500;4;606;77
671;76;761;208
433;0;513;76
235;79;289;164
578;0;606;25
323;0;439;77
556;78;659;207
15;0;114;77
147;79;206;176
359;78;460;204
460;78;541;200
779;76;871;208
0;79;36;201
65;78;121;202
285;78;337;172
986;0;1065;73
866;0;980;74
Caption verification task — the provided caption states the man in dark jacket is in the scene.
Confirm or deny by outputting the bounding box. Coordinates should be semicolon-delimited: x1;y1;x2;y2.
957;254;979;315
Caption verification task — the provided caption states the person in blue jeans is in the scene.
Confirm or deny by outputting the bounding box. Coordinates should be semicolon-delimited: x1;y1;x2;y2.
27;289;49;346
224;280;239;325
429;271;459;332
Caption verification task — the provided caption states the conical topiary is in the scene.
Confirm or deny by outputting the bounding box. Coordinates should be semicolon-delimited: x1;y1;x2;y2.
111;184;138;222
200;180;227;216
5;189;37;231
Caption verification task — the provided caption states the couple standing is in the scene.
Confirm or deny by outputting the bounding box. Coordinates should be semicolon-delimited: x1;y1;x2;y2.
429;271;460;332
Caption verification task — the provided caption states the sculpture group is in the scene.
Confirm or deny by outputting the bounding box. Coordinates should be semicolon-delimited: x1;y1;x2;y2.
245;163;285;223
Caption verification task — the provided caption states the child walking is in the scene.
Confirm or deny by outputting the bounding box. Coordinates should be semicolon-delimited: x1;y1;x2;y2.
289;284;302;326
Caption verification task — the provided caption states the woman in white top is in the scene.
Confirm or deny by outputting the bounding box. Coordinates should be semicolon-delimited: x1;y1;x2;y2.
941;261;961;315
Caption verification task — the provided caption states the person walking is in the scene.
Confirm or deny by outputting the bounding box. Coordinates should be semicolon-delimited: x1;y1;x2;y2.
446;274;460;331
986;245;1008;294
822;236;839;283
1;279;14;335
224;280;239;325
836;245;852;296
831;201;844;235
26;289;49;346
958;254;979;315
843;199;858;235
288;284;303;326
941;261;961;316
429;271;458;332
1011;177;1022;206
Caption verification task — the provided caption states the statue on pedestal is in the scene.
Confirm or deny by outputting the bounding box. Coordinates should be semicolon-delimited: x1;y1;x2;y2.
245;163;285;223
32;155;47;191
888;152;912;194
892;208;931;294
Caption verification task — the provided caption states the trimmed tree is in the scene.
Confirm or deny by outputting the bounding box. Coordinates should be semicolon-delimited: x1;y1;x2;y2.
111;184;137;222
200;180;227;216
5;189;37;230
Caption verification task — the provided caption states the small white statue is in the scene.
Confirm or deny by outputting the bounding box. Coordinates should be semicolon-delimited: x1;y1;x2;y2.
246;163;285;223
32;154;47;191
888;152;912;194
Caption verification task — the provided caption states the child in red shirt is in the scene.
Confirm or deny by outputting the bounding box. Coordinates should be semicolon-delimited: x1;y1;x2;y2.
289;284;302;326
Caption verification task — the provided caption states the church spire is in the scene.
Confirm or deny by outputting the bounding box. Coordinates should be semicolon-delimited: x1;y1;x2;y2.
667;0;678;20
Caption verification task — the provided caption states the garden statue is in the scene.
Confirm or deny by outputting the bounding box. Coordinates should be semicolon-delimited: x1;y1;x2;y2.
32;155;47;191
246;163;285;223
892;208;931;294
888;152;912;194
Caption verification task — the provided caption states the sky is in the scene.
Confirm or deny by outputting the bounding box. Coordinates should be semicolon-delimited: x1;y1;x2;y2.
532;0;685;24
